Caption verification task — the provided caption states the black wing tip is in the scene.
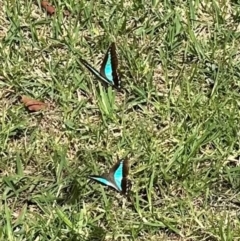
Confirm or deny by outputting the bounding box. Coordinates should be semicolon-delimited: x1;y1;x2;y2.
78;58;88;67
79;58;88;65
88;175;94;181
113;79;121;90
88;175;101;179
110;42;116;47
121;178;131;195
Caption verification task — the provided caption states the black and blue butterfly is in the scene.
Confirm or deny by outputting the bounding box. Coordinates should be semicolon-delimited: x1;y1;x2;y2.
80;43;121;89
89;159;129;194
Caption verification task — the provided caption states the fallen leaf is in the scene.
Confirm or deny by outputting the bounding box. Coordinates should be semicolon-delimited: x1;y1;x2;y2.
21;96;47;112
41;1;55;15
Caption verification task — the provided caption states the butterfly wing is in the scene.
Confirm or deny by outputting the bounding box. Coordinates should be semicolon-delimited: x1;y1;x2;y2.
89;175;119;191
109;159;129;194
79;58;113;85
100;43;120;89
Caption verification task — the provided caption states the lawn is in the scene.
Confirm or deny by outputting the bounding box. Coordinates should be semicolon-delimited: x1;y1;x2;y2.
1;0;240;240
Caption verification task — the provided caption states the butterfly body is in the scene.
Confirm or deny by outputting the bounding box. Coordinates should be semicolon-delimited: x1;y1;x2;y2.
89;159;129;194
80;43;121;89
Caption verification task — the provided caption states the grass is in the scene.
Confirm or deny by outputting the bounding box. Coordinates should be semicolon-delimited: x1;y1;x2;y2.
1;0;240;240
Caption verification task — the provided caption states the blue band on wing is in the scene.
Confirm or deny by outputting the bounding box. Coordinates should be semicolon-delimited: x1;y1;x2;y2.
103;52;114;83
90;176;118;190
113;161;123;191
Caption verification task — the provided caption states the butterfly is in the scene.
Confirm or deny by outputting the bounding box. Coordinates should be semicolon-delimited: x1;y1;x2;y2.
80;43;121;89
89;159;129;194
